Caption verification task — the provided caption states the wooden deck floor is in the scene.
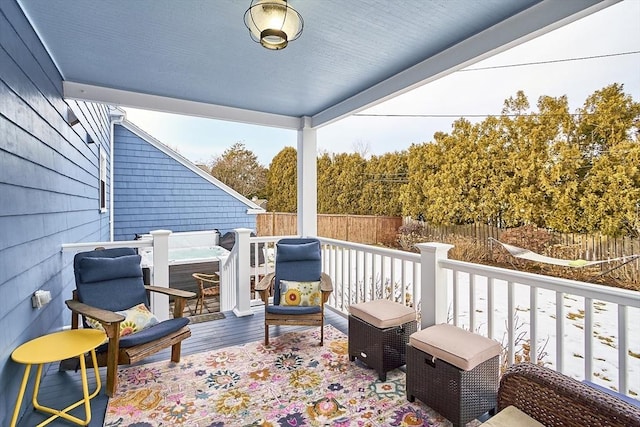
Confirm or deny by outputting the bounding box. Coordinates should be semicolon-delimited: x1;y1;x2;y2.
14;307;349;427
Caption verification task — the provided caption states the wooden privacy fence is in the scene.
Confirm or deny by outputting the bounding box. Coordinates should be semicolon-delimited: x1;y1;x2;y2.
257;213;640;259
256;213;403;246
404;218;640;260
407;221;502;244
403;219;639;284
256;214;638;282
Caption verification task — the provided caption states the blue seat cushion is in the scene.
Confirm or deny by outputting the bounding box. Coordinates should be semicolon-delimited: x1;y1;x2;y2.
74;250;148;312
583;380;640;408
273;239;322;304
276;241;321;262
266;305;322;315
96;317;190;351
78;254;142;283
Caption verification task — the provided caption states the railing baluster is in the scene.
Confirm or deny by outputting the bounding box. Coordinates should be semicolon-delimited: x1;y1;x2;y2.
401;260;407;306
508;281;515;366
345;249;355;307
469;273;475;332
355;249;362;303
332;246;339;311
360;250;364;301
336;245;341;309
556;291;564;373
391;255;396;302
530;286;537;365
352;249;357;304
584;297;593;382
413;263;419;313
488;277;494;340
390;255;396;302
381;254;388;300
364;252;370;301
452;270;459;326
376;253;380;299
342;247;347;309
618;305;627;394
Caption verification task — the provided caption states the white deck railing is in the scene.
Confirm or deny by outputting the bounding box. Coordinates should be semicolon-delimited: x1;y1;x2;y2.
229;233;639;398
63;229;639;398
438;256;639;397
318;237;421;312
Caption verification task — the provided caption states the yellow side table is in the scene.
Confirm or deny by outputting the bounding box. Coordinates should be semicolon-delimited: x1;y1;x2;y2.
10;328;105;427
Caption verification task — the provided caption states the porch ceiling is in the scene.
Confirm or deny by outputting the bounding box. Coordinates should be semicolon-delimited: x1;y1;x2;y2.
18;0;616;129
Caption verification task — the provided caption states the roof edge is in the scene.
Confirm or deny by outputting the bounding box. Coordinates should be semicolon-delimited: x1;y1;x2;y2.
118;119;265;212
311;0;618;128
63;81;302;130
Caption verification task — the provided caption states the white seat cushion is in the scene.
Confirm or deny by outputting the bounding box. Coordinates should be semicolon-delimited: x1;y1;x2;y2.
409;323;501;371
349;299;416;329
481;406;544;427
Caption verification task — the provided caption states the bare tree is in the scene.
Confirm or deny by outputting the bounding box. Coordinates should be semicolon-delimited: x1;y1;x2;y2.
352;139;371;159
209;142;267;199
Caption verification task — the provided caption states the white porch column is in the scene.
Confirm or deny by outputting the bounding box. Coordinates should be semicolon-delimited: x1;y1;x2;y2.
297;116;317;237
233;228;253;317
150;229;171;321
416;242;453;329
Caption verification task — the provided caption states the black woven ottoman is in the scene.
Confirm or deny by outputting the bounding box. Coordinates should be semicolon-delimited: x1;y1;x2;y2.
406;324;501;427
348;299;417;381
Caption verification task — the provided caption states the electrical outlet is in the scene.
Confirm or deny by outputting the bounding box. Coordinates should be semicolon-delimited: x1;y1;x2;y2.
32;290;52;308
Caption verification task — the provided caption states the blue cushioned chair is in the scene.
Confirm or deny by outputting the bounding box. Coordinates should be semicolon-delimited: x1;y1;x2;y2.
66;247;195;396
255;238;333;345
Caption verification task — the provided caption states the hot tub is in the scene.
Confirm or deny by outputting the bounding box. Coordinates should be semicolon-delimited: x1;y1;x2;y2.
167;246;230;265
139;231;230;301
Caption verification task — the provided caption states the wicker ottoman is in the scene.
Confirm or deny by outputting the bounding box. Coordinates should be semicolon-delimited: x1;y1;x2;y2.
348;299;417;381
406;324;501;427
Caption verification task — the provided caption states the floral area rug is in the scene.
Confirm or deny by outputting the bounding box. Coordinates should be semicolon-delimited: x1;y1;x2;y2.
104;325;461;426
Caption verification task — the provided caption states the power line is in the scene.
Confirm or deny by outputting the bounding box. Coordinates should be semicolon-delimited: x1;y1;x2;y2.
352;50;640;119
354;112;600;118
460;51;640;72
354;113;490;118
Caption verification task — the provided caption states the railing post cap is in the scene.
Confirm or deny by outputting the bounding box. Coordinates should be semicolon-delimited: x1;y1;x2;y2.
234;228;253;235
149;229;172;236
415;242;454;253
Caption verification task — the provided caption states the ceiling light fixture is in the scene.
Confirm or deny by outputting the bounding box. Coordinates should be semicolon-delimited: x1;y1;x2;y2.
244;0;303;50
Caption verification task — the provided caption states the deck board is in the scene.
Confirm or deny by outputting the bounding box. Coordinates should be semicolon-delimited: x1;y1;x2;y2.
14;307;348;427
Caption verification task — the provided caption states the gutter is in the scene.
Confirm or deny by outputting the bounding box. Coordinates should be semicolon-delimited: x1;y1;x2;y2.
108;107;126;241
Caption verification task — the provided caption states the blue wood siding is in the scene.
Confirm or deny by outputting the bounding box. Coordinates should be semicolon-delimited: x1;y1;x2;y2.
113;125;257;241
0;2;111;423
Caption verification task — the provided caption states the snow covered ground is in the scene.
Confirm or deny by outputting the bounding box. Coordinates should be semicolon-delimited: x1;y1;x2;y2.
450;274;639;397
325;246;639;398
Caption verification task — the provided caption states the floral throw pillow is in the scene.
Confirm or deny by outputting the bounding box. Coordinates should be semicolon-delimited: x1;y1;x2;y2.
279;280;322;307
86;303;159;337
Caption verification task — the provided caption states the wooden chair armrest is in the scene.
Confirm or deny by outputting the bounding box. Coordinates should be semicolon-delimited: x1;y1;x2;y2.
255;273;275;292
66;299;125;324
192;273;219;284
256;273;274;304
320;272;333;292
145;285;196;299
145;286;194;319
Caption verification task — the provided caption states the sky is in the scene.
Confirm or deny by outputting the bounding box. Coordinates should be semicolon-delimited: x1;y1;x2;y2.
123;0;640;166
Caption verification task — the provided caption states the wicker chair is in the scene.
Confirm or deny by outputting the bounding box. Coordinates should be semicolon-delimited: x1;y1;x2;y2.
192;272;219;314
493;363;640;427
